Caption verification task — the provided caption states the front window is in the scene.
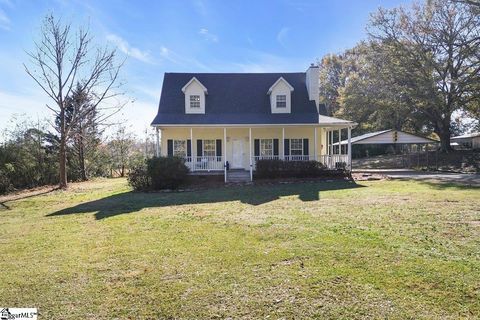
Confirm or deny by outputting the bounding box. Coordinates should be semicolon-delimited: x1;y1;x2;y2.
190;95;201;108
203;139;216;157
173;140;186;157
290;139;303;156
276;95;286;108
260;139;273;157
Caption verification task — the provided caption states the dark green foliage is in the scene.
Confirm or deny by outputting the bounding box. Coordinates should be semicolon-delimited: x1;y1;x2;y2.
147;157;189;190
128;157;189;191
255;159;347;179
0;119;59;194
127;163;151;191
0;169;12;194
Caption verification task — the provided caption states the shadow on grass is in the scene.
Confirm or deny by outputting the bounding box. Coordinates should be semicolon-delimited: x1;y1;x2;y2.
1;187;60;210
414;180;480;190
47;180;363;220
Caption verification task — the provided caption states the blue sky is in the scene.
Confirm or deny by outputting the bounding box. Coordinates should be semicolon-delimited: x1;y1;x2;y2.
0;0;410;136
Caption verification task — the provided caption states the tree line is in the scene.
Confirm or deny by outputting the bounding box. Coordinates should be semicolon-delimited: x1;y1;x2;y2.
0;114;155;194
318;0;480;152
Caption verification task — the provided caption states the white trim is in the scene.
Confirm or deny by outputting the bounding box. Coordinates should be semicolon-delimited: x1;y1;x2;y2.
290;138;304;156
348;127;352;170
259;138;274;157
202;139;217;157
181;77;208;94
152;123;356;128
223;128;227;183
249;128;252;181
267;77;294;94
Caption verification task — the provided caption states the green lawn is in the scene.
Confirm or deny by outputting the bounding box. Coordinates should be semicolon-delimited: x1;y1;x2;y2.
1;178;479;319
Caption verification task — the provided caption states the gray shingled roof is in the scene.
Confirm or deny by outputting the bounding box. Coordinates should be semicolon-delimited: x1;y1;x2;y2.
151;72;329;125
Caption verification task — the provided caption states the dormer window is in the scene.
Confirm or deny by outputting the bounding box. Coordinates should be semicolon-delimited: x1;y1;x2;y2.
267;77;294;114
276;95;286;108
190;95;201;108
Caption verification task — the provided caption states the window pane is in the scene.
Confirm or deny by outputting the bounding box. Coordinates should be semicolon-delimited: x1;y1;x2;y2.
290;139;303;155
174;140;186;157
203;139;216;157
260;139;273;156
190;95;201;108
276;95;286;108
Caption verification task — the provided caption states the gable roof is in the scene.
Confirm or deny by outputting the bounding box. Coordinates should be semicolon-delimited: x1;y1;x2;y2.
334;129;438;145
181;77;208;94
151;72;332;126
267;77;294;94
451;132;480;140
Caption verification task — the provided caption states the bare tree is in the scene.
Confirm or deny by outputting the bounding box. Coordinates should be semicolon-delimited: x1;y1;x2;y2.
24;14;124;188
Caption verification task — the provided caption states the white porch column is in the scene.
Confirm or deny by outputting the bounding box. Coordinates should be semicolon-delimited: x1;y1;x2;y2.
314;127;317;161
338;129;342;155
249;128;253;181
282;127;285;160
190;127;194;171
329;130;333;155
224;127;227;183
155;127;160;157
348;127;352;171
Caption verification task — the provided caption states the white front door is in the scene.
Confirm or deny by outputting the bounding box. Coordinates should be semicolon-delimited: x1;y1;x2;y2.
232;139;243;168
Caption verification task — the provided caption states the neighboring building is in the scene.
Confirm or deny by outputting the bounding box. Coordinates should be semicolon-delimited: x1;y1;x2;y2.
334;129;439;158
451;132;480;149
151;65;355;182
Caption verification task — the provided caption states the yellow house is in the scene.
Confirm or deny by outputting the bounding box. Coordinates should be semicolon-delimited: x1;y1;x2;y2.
151;65;355;182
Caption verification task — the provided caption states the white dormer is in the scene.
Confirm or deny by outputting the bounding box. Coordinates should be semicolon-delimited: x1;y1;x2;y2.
182;77;208;114
267;77;294;114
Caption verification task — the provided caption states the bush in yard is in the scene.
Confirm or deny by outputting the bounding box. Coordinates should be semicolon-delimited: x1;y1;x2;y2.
127;163;151;191
147;156;189;190
0;169;13;195
255;159;347;179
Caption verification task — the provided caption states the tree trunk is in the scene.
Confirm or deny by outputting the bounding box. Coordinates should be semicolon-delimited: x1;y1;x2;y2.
436;117;453;153
78;126;87;181
59;107;68;189
59;136;68;189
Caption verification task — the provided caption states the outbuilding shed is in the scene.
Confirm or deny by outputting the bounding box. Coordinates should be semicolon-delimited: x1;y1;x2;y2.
333;129;438;158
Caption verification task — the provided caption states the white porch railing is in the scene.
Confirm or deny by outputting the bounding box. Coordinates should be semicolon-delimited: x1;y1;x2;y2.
185;156;224;171
252;154;349;170
318;154;349;169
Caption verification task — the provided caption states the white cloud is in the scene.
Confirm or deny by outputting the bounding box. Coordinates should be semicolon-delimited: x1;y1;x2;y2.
199;28;218;43
0;8;10;30
106;33;153;63
276;27;290;48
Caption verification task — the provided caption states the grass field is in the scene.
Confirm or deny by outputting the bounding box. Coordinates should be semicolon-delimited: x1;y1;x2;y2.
1;178;479;319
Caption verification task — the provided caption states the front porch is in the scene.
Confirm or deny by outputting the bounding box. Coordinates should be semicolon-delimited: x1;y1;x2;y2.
155;125;353;182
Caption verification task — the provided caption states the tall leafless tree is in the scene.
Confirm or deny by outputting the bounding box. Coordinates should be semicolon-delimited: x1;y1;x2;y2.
24;14;125;188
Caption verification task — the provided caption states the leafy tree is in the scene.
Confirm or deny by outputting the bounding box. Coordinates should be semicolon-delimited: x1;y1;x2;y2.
367;0;480;151
57;83;103;181
0;116;58;193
